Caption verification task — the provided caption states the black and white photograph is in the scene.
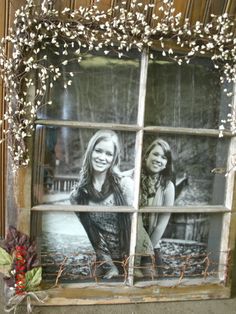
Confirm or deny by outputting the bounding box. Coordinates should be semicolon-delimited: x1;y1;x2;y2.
33;127;136;206
34;127;136;282
35;129;229;282
39;210;131;282
135;212;223;279
145;54;228;129
134;134;228;279
141;134;229;207
37;50;141;125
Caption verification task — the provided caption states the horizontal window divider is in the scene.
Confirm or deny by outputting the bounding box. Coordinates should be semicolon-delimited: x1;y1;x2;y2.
32;205;231;213
35;120;141;132
38;281;230;305
31;204;137;212
143;126;233;137
140;205;230;213
34;121;234;138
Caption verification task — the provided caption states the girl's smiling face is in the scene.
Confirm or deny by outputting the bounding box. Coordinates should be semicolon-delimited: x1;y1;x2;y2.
91;139;115;174
146;144;167;174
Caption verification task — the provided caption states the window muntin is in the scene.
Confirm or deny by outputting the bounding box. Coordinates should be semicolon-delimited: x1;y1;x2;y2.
32;48;233;287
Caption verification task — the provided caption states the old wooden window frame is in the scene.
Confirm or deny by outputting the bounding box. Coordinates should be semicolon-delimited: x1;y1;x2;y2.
1;0;236;306
23;50;236;303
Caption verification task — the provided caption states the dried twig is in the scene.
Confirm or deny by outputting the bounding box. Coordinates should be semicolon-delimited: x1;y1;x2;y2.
51;256;68;288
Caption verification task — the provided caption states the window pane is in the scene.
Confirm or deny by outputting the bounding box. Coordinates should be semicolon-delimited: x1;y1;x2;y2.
140;134;229;206
37;50;141;124
135;212;224;283
33;126;136;206
145;54;228;129
34;211;131;283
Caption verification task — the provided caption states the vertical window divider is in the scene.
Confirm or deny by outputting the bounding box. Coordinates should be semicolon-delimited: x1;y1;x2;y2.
137;49;149;127
218;212;231;282
225;82;236;210
128;50;149;285
219;82;236;281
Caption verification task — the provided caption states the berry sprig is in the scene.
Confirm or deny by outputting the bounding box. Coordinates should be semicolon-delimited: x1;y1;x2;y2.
15;245;27;295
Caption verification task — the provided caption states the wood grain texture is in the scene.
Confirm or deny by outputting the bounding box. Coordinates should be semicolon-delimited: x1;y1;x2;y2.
3;2;33;236
0;0;7;238
210;0;227;16
73;0;92;9
8;0;26;27
188;0;208;24
225;0;236;17
91;0;114;12
173;0;191;18
38;282;231;305
53;0;72;11
15;166;32;235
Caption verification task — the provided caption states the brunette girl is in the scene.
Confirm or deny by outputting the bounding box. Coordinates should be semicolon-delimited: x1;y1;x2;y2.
141;138;175;250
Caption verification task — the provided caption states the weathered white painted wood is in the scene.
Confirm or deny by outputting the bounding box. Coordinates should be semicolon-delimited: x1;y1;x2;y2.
37;282;231;305
140;206;230;213
35;121;233;138
31;204;229;213
128;51;149;285
144;126;232;137
218;212;231;282
218;82;236;282
35;120;140;131
31;204;136;212
225;85;236;210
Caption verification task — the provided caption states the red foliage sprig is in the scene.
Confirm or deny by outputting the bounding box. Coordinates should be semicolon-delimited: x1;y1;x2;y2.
1;226;39;292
